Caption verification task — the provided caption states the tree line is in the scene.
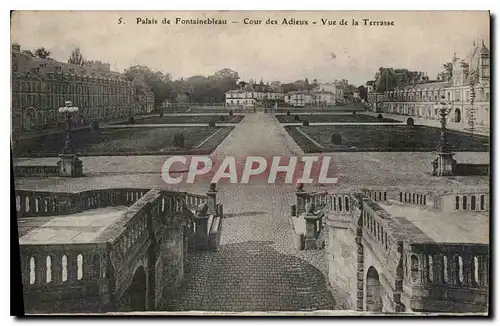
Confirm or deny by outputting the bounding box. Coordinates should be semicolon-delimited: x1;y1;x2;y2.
20;45;365;105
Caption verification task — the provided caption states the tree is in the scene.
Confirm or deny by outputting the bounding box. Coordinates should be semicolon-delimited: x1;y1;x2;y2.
374;67;396;92
358;85;368;101
34;47;51;59
68;46;86;65
22;50;34;57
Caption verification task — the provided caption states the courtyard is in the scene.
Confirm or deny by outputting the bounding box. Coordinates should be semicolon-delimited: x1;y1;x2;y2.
13;126;234;157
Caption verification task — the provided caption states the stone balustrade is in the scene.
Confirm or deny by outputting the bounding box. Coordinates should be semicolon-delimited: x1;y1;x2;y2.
402;242;489;312
403;243;489;288
14;165;59;178
15;188;151;218
20;242;108;312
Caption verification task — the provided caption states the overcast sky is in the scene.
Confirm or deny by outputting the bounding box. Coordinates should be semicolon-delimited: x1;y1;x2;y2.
11;11;490;86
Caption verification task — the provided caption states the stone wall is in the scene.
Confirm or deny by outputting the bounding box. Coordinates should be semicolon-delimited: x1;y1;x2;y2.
14;165;59;177
157;225;184;308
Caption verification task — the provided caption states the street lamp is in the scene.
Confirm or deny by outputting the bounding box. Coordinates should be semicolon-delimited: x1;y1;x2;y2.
431;96;456;176
59;100;79;154
57;100;83;177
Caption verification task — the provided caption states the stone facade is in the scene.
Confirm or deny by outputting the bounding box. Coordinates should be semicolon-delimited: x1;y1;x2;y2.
11;43;155;134
376;41;490;127
295;187;489;313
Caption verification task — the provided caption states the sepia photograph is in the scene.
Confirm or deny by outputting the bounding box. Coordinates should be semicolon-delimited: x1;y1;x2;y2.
10;10;491;316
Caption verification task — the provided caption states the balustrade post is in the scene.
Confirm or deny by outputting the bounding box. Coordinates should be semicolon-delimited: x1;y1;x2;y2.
36;254;45;286
303;212;319;250
207;183;217;215
194;212;210;250
421;253;428;285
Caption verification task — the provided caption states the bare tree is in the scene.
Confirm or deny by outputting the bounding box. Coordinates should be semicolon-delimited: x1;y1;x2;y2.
68;46;86;65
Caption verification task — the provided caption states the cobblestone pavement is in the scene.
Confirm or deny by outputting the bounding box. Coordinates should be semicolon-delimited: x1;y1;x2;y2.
162;114;335;311
162;184;335;312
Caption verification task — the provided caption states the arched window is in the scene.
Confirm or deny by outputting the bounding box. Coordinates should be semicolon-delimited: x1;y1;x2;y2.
473;256;479;285
462;196;468;210
404;193;407;203
471;195;476;210
77;254;83;280
443;256;449;283
399;192;402;202
345;196;349;212
62;255;68;282
384;192;387;201
480;195;485;211
455;196;460;210
411;255;419;282
29;257;36;284
428;255;434;282
338;197;342;212
423;195;426;205
412;193;416;204
46;256;52;283
333;197;337;210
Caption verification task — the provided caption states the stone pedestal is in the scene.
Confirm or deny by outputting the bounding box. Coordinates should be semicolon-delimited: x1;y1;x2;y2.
304;213;319;250
432;152;457;176
57;154;83;177
194;213;209;250
207;190;217;215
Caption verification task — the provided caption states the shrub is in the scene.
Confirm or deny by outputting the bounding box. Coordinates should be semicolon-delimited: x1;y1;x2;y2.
209;120;216;127
377;113;383;120
219;115;226;122
90;120;99;130
286;110;291;116
229;110;233;116
407;117;415;126
128;116;135;124
302;120;310;126
173;133;185;148
331;133;342;145
294;115;300;121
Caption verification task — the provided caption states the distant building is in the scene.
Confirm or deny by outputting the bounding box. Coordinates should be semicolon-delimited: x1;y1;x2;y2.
284;91;313;107
11;43;154;134
381;40;490;127
225;90;284;107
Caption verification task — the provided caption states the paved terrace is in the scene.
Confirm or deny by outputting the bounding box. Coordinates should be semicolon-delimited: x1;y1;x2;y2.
14;112;490;312
18;206;128;244
380;201;489;244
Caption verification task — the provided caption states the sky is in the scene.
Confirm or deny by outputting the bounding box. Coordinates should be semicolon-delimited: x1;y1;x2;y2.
11;11;490;86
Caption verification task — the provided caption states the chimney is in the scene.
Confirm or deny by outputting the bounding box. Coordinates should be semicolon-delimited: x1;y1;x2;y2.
11;43;21;52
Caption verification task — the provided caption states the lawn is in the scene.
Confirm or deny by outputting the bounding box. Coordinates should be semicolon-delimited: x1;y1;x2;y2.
13;126;233;157
119;115;244;125
285;125;490;153
275;114;400;123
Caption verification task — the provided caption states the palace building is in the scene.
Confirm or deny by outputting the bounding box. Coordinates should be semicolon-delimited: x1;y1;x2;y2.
379;40;490;127
11;43;154;134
